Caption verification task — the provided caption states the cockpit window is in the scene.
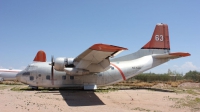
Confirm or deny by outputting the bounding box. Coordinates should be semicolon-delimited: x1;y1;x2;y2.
22;72;30;76
24;65;38;71
29;65;38;70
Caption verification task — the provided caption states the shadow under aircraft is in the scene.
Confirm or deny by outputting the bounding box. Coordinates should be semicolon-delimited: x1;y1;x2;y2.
58;89;105;106
19;88;105;106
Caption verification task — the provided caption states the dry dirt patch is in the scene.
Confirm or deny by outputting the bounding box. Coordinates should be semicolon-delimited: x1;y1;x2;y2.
0;83;200;112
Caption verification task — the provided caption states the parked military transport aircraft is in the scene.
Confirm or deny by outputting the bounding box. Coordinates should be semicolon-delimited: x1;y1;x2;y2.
0;69;21;82
4;23;190;90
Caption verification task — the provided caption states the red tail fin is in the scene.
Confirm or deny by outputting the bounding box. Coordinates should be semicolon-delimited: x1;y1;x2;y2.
142;23;170;50
33;50;46;62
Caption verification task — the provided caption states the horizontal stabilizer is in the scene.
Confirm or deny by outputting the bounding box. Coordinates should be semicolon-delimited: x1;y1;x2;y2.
153;52;191;59
169;52;191;57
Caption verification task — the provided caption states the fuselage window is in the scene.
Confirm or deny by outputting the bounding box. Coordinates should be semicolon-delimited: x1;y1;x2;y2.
38;74;41;77
22;72;30;76
111;67;114;70
98;73;102;76
30;76;34;80
70;76;74;80
46;75;50;80
62;76;66;80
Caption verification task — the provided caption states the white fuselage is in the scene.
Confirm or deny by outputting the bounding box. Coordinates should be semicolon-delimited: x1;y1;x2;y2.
16;55;169;88
0;69;21;81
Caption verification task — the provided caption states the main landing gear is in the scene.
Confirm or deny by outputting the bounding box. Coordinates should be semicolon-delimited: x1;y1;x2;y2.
28;85;38;90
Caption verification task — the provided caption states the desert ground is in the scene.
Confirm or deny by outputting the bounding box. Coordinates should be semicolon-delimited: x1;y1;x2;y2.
0;82;200;112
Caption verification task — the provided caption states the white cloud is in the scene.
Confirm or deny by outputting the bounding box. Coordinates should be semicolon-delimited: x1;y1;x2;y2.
181;62;199;70
170;62;200;74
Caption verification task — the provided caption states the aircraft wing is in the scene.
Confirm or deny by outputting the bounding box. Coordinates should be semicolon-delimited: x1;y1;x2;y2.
73;44;128;72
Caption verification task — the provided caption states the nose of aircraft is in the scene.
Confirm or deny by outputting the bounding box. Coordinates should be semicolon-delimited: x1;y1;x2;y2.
16;73;21;82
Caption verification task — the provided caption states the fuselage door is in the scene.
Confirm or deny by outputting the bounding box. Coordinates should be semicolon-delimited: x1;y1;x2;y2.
36;74;43;86
28;65;38;86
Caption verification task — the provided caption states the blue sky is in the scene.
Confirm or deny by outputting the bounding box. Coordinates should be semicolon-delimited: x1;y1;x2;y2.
0;1;199;74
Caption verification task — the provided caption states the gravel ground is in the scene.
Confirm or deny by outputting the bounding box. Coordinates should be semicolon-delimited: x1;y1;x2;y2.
0;83;200;112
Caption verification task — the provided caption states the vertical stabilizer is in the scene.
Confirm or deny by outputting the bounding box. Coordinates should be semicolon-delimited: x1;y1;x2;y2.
111;23;171;62
142;23;170;50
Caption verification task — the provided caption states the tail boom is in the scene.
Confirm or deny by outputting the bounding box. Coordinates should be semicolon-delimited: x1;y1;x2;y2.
112;23;190;62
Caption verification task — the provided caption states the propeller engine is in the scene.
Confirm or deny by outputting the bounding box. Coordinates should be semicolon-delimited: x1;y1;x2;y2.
54;57;74;71
50;57;75;85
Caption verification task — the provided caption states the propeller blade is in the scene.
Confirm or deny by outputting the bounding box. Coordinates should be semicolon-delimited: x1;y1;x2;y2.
51;56;54;64
51;56;54;85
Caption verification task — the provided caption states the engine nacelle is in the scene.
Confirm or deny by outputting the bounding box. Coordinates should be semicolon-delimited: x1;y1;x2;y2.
64;68;90;75
54;57;74;71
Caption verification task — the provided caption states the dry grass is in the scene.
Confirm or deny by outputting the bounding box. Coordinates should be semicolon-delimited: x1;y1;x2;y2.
114;80;195;88
165;80;192;87
0;81;23;85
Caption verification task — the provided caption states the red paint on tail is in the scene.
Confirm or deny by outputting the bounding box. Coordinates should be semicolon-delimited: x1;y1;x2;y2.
33;50;46;62
142;23;170;50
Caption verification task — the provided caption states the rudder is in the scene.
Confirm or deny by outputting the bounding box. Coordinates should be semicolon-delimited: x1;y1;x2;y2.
142;23;170;50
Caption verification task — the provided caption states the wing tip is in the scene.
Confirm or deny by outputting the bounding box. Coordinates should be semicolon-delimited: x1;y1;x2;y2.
90;43;128;52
